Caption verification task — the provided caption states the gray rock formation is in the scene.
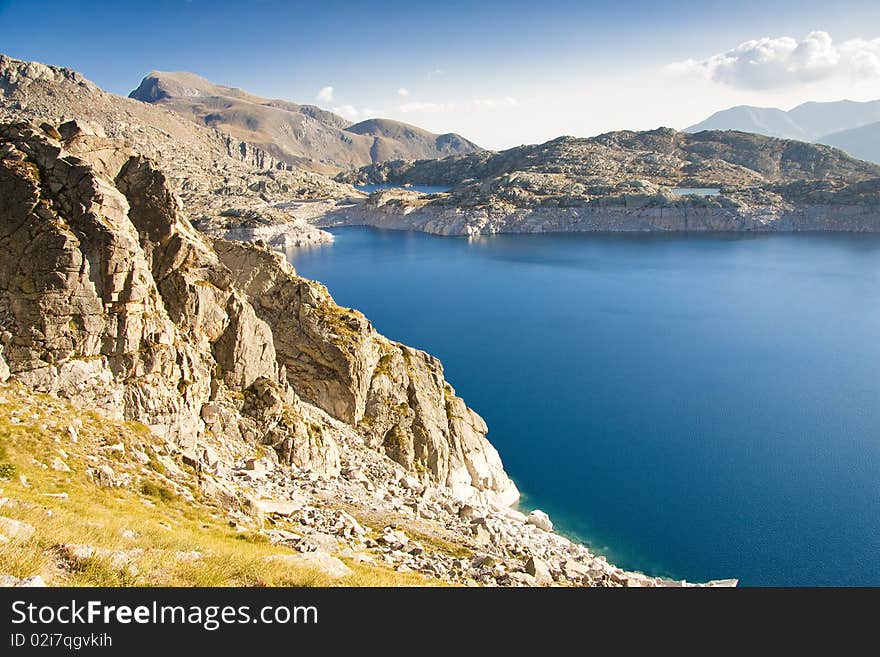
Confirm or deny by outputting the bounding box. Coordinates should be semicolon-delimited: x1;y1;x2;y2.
0;120;517;508
328;129;880;234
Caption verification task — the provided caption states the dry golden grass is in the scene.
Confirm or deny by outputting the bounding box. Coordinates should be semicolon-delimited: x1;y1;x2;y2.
0;383;436;587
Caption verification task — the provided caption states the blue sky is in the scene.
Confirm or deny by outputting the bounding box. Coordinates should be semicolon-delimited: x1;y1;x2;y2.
2;0;880;148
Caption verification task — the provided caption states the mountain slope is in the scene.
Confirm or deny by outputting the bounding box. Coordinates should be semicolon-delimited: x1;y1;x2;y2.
130;71;480;173
327;127;880;235
0;119;706;588
686;100;880;161
818;121;880;165
345;118;480;162
0;53;354;221
684;105;807;140
340;127;880;190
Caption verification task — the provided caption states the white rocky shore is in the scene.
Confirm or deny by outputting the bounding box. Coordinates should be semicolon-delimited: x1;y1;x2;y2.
314;192;880;236
194;205;336;249
193;418;739;587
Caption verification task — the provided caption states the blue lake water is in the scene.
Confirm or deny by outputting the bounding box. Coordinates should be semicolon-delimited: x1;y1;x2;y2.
356;183;452;194
286;228;880;586
671;187;720;196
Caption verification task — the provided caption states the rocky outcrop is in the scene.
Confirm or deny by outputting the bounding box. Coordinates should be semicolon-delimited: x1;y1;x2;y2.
331;128;880;234
193;206;334;249
213;240;519;507
0;54;357;239
0;120;516;507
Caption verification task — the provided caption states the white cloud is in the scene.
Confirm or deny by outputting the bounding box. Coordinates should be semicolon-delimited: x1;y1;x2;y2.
332;104;361;120
666;31;880;89
397;101;457;113
473;96;520;108
316;86;334;102
397;87;410;97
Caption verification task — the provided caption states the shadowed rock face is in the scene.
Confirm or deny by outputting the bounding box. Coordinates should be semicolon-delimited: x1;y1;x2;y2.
0;120;517;507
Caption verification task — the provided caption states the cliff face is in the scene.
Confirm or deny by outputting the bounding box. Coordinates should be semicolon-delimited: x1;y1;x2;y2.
0;120;517;508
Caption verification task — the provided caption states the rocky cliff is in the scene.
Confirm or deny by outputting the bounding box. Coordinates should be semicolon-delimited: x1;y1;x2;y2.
0;120;516;507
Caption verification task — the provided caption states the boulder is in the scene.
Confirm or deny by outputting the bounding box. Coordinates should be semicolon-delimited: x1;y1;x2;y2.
0;516;35;541
524;556;552;585
266;552;352;579
526;509;553;532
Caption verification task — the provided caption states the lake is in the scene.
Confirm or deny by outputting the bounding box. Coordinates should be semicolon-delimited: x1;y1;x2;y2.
356;183;452;194
671;187;720;196
286;228;880;586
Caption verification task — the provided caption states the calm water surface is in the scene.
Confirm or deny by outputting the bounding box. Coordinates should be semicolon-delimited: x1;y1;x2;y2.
287;228;880;586
356;183;452;194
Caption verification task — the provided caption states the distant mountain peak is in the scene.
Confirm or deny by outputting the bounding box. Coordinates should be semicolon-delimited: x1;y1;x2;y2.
129;70;480;173
686;99;880;163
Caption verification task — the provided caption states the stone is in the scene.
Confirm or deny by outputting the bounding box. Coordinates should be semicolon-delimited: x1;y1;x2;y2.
0;574;20;587
252;498;302;517
562;559;591;581
507;571;538;586
245;458;265;473
50;456;70;472
93;465;116;487
200;403;220;424
524;556;552;585
399;474;421;490
266;552;352;579
526;510;553;532
472;523;492;546
297;532;340;553
17;575;46;587
0;516;35;541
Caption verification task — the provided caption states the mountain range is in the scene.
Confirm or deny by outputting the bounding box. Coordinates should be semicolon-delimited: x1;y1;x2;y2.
685;100;880;164
129;71;480;174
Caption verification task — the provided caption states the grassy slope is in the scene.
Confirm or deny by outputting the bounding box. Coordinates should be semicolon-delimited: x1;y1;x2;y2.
0;382;433;587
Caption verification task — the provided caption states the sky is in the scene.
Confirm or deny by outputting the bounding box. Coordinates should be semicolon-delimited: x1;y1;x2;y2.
2;0;880;149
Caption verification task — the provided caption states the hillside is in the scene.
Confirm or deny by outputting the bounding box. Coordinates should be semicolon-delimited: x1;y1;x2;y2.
685;100;880;163
818;121;880;165
0;53;355;235
685;105;808;140
130;71;480;173
338;127;880;197
326;128;880;234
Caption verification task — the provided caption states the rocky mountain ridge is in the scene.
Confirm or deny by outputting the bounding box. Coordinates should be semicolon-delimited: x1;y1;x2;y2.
328;128;880;234
129;70;480;174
